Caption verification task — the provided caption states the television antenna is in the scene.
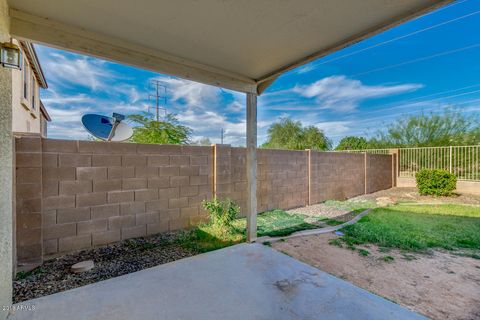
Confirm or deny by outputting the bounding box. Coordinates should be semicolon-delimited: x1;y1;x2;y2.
149;80;167;121
82;113;133;142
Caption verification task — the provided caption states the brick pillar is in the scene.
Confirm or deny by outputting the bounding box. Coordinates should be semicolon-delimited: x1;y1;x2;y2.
306;149;311;206
388;149;399;187
364;153;368;194
15;135;43;267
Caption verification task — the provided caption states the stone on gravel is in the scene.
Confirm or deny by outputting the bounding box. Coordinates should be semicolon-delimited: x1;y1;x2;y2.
71;260;94;273
13;231;197;303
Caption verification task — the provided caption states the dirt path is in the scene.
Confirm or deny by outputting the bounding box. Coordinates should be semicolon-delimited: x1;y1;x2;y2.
273;233;480;320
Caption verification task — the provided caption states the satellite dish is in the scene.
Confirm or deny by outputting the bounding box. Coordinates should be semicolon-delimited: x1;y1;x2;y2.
82;113;133;142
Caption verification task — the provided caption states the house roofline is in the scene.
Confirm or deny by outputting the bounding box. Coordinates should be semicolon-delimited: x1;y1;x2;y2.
19;40;48;89
39;100;51;121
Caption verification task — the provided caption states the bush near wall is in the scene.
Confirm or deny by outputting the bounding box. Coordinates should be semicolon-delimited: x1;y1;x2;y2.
416;169;457;196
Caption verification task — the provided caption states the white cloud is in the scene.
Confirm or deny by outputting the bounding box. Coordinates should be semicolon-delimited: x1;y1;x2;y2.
115;84;142;104
42;52;113;91
157;77;220;108
175;107;272;145
314;121;352;137
41;89;95;105
45;105;93;139
296;64;316;74
129;87;141;103
294;75;423;112
226;100;244;112
47;105;91;120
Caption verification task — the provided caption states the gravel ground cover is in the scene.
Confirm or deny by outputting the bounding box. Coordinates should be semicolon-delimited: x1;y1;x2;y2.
13;232;196;303
288;199;377;221
354;187;480;205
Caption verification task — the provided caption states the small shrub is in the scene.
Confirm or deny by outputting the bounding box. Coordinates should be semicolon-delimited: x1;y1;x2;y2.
415;169;456;196
16;267;45;281
328;238;343;247
358;249;370;257
202;198;240;231
381;255;395;263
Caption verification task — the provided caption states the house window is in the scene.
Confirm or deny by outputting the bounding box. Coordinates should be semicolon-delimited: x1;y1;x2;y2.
31;75;35;109
23;59;28;100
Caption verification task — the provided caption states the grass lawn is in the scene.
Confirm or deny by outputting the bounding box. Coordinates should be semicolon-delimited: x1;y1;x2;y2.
340;204;480;254
180;209;344;252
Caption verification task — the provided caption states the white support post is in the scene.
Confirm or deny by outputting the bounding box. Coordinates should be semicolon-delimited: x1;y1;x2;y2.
246;92;257;242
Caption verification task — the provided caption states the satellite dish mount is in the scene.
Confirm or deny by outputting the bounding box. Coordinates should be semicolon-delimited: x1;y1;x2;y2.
107;113;125;141
82;113;133;142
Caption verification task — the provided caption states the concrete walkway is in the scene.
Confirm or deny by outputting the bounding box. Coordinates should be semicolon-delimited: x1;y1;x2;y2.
9;244;426;320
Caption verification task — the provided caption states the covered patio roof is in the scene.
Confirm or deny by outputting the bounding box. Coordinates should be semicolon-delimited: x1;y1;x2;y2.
8;0;451;94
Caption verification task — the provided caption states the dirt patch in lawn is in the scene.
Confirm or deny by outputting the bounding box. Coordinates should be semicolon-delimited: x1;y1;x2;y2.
13;232;197;303
273;233;480;320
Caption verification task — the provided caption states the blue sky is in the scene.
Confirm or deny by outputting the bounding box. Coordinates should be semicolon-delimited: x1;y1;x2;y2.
36;0;480;146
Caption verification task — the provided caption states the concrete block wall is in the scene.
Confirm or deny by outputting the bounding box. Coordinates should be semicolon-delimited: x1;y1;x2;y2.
221;147;308;214
15;136;43;264
216;146;392;213
15;137;213;262
257;149;308;212
309;152;366;204
15;138;393;263
366;154;394;194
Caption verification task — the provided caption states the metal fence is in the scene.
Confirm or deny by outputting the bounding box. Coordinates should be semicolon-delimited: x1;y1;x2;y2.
399;146;480;181
340;145;480;181
335;149;391;155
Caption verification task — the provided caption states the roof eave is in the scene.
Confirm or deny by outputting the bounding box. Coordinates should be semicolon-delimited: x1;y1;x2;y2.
39;100;51;121
19;40;48;88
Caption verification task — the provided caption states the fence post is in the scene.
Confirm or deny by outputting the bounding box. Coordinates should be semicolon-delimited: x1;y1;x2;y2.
449;146;453;173
306;149;311;206
364;152;368;194
388;149;399;187
212;144;217;199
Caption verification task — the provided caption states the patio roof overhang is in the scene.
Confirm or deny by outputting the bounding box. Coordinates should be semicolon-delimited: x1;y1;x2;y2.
7;0;451;94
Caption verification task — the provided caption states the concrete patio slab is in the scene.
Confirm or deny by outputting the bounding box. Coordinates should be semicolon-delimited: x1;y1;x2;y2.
8;243;426;320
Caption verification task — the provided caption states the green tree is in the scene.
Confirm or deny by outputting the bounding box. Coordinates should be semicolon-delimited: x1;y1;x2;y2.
128;113;192;144
371;108;479;147
460;127;480;145
335;136;369;150
261;117;331;150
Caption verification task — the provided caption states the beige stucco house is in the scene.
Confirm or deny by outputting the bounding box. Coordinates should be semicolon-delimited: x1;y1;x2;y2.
11;39;50;137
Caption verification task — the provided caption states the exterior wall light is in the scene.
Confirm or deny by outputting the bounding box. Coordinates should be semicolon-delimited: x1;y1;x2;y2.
1;40;22;69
